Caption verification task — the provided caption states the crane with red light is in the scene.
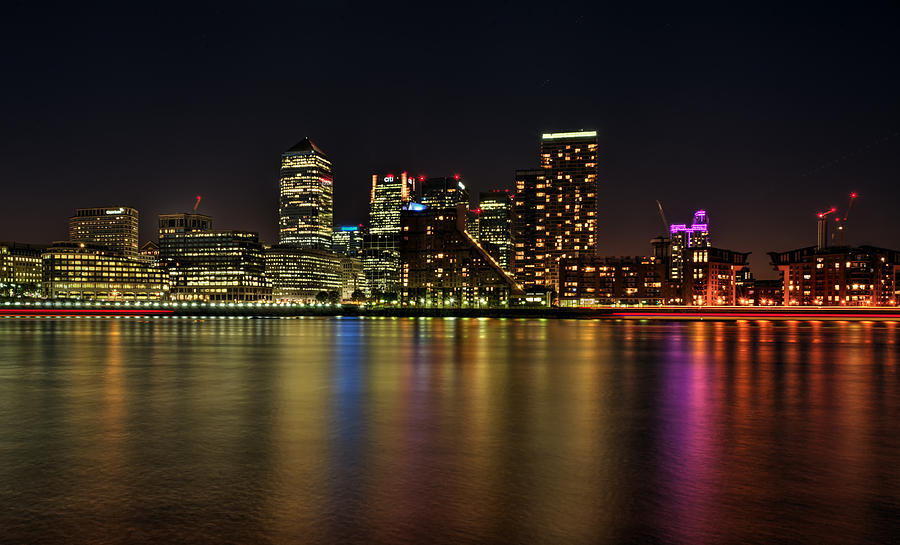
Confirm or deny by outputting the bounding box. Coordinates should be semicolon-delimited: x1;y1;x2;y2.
834;192;858;247
816;206;837;250
193;195;202;212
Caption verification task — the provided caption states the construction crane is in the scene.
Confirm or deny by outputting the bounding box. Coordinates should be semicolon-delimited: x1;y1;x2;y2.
816;206;837;250
834;192;858;246
193;195;202;212
655;200;669;234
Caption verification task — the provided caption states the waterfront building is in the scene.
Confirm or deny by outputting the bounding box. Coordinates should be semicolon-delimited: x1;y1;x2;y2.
278;137;333;250
477;190;514;271
363;171;414;297
676;246;749;306
558;255;667;306
399;203;521;307
264;245;342;302
340;256;366;301
138;241;159;264
512;130;599;291
69;206;139;257
332;225;364;257
0;242;44;298
159;214;271;302
42;242;168;300
769;245;900;306
669;210;711;283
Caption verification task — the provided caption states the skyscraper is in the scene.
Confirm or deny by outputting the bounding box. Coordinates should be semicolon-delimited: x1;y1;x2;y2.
477;190;514;271
513;130;599;291
278;137;333;249
419;175;469;210
363;171;414;297
69;206;139;257
332;225;364;257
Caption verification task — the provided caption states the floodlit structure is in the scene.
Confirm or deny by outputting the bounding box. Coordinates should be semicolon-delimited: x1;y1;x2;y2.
512;131;599;290
42;242;168;300
69;206;139;257
0;242;45;297
279;138;334;250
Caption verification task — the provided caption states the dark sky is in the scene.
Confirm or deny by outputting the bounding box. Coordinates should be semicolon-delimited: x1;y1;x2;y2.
1;3;898;277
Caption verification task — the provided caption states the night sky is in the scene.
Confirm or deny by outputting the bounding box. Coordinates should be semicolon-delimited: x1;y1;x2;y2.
1;3;898;276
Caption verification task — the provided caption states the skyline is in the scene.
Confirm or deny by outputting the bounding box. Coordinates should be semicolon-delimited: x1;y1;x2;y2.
1;5;899;278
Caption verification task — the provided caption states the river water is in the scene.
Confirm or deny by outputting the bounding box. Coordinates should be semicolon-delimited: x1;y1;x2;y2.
0;317;898;544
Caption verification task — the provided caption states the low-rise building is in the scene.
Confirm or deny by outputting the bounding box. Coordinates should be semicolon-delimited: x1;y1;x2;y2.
42;242;168;300
0;242;44;298
264;246;342;302
769;245;900;306
558;255;667;306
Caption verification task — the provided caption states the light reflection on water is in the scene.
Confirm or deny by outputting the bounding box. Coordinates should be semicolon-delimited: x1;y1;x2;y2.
0;317;898;544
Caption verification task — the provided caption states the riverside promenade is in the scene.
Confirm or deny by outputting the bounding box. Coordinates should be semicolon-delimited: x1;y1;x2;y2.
4;300;900;321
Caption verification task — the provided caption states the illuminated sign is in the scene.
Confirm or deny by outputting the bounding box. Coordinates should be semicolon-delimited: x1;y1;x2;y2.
407;203;427;212
541;131;598;140
105;208;125;215
340;226;359;232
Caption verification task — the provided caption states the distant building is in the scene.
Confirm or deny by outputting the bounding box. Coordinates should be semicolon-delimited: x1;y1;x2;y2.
669;210;711;283
332;225;364;257
0;242;44;298
769;245;900;306
42;242;168;300
159;213;271;302
512;131;599;290
339;256;366;301
363;171;414;297
279;137;333;250
477;190;514;271
69;206;139;257
419;175;469;210
399;204;521;307
558;255;667;306
138;241;159;263
264;246;342;302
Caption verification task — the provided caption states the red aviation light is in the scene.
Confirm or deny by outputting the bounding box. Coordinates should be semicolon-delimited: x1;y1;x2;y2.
454;174;460;180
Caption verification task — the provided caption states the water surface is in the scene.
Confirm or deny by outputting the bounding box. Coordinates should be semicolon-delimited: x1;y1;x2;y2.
1;317;898;543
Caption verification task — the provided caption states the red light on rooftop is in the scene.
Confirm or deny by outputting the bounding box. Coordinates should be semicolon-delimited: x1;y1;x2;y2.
453;174;460;180
850;192;858;198
818;213;824;218
419;175;425;181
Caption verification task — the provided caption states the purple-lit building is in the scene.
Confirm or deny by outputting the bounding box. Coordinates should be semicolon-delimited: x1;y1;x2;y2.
669;210;710;284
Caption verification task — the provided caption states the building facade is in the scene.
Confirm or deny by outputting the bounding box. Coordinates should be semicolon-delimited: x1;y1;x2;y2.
0;242;44;297
677;247;749;306
279;138;333;249
159;214;271;302
399;204;521;307
363;171;414;297
512;131;599;291
558;255;667;306
477;190;514;272
340;256;366;301
332;225;364;257
419;175;469;210
264;246;342;302
42;242;169;300
669;210;711;284
69;206;139;257
769;245;900;306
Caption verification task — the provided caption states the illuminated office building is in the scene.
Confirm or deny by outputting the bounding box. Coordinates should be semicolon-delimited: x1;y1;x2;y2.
477;190;514;271
512;131;599;291
340;256;366;301
69;206;139;257
363;171;414;297
264;246;342;302
279;137;333;249
42;242;169;300
0;242;44;297
332;225;364;257
420;175;469;209
399;204;521;307
159;213;271;302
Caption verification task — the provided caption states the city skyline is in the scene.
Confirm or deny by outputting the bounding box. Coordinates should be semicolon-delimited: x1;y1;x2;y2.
1;5;898;278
